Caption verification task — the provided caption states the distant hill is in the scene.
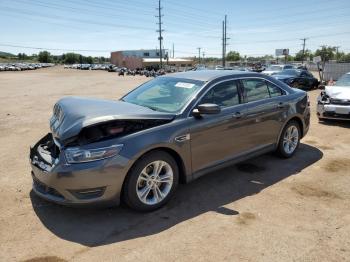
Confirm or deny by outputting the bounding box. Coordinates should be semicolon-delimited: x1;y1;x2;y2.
0;51;15;57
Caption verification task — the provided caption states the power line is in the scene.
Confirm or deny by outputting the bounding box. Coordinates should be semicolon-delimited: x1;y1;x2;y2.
0;43;111;53
0;6;155;31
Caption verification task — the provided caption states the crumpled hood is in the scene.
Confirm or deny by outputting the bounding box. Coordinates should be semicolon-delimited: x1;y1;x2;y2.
325;85;350;99
50;96;175;143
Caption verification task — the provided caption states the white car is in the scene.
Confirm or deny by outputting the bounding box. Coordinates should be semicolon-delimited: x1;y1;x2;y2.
317;72;350;121
262;65;295;76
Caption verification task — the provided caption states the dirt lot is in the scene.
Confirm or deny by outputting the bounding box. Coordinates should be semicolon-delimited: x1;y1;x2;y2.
0;66;349;262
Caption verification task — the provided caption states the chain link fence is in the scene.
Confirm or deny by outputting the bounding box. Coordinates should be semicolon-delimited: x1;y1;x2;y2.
307;62;350;81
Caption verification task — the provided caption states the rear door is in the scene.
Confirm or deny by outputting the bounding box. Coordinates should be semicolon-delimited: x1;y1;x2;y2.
239;78;288;151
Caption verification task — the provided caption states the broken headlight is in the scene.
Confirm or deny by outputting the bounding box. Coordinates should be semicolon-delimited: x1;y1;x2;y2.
64;144;123;163
318;91;330;104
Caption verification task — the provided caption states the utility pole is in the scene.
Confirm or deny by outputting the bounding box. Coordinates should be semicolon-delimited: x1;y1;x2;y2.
202;52;205;65
224;15;227;62
222;15;228;67
156;0;164;69
172;43;174;58
197;47;201;64
222;20;225;67
335;46;340;62
300;38;308;64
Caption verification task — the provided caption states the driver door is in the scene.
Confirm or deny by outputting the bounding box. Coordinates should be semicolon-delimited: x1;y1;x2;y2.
189;79;248;174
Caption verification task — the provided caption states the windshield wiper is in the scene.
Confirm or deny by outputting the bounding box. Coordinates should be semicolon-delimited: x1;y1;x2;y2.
143;105;159;111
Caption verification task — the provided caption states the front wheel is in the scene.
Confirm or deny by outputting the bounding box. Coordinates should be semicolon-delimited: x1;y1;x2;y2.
122;151;179;212
277;121;301;158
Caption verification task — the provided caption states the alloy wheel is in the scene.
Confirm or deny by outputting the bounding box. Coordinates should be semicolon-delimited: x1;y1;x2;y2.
136;160;174;205
283;125;299;154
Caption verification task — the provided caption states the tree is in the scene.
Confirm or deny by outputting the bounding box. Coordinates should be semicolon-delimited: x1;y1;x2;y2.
38;51;52;63
64;53;79;64
226;51;240;61
295;49;313;62
86;56;93;64
315;46;336;62
339;53;350;63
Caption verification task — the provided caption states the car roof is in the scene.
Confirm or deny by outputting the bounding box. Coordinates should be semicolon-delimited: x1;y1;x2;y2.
166;70;263;82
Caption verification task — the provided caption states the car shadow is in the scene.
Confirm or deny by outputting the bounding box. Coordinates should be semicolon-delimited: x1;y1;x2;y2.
30;143;322;247
318;119;350;128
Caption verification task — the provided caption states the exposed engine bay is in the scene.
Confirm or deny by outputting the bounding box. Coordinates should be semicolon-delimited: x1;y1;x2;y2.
66;119;172;146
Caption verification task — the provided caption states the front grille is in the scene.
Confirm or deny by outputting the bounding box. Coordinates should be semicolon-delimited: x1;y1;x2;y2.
330;98;350;106
323;112;350;119
33;177;64;199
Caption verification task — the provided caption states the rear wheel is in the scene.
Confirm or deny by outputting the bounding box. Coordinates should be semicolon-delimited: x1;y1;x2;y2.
122;151;179;212
277;120;301;158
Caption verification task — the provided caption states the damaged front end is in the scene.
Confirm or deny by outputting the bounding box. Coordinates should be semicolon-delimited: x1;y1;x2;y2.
317;89;350;120
29;97;176;205
50;96;176;146
65;118;173;147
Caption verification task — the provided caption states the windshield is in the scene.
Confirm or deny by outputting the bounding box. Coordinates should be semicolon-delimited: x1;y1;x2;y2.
122;77;204;113
266;65;282;71
335;73;350;86
277;69;299;76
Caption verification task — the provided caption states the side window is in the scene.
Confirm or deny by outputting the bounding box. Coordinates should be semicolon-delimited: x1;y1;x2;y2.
267;82;283;97
200;80;240;108
241;79;270;102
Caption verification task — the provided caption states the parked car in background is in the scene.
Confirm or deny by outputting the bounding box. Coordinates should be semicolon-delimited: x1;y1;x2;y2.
0;63;54;72
317;72;350;121
215;65;224;70
262;64;294;76
108;65;118;72
30;70;310;211
272;69;319;90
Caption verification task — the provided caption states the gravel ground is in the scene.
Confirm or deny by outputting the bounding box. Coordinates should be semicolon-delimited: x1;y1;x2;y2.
0;66;349;262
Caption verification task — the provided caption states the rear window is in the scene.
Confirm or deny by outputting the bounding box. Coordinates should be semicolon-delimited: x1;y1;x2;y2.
242;79;284;102
242;79;270;102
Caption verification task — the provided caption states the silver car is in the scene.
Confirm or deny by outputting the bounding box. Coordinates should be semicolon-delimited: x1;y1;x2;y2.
317;72;350;121
30;70;310;211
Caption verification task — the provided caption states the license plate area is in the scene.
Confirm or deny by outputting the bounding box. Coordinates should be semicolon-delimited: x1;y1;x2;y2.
335;107;350;115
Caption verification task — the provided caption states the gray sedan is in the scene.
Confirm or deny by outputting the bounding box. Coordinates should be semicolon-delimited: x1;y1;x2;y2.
30;70;310;211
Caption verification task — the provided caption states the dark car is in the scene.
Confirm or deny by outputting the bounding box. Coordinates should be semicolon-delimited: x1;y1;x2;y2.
272;69;319;90
30;70;310;211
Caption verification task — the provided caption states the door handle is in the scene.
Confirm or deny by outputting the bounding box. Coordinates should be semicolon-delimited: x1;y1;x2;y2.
232;112;243;119
277;102;285;109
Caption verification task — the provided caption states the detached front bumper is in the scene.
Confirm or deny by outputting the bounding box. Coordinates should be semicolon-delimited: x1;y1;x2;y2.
29;133;130;206
317;104;350;120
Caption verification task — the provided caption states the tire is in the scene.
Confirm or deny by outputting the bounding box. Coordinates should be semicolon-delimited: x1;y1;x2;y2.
277;120;301;158
122;151;179;212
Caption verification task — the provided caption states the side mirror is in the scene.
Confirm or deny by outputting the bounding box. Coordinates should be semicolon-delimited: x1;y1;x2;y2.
193;103;221;117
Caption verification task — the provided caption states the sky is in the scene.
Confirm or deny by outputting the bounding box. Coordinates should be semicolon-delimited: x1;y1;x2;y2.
1;0;350;58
